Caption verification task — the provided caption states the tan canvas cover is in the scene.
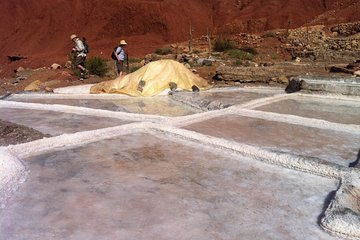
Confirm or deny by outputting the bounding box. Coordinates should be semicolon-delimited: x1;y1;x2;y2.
90;60;211;96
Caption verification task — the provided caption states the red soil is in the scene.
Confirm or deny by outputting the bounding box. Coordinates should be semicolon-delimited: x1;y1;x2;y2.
0;0;359;76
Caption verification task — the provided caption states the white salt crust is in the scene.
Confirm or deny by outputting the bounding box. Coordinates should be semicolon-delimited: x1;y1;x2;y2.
0;148;28;208
1;89;360;239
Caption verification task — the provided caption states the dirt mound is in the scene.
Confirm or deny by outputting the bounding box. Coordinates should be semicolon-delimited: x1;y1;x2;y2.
0;120;49;146
0;0;359;73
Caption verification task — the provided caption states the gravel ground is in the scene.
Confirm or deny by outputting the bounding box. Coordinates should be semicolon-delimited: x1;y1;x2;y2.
0;120;49;146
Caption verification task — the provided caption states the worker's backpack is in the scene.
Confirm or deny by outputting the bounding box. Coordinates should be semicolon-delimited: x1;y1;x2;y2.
111;46;118;60
83;39;89;54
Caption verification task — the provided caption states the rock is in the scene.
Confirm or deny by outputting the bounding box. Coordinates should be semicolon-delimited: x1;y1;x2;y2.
24;80;43;92
44;87;54;93
295;57;301;62
11;79;20;85
184;63;191;69
243;61;258;67
197;58;205;65
64;61;72;69
329;66;354;74
260;62;275;67
285;78;303;93
51;63;61;69
16;67;25;73
354;70;360;76
278;75;289;84
7;56;27;62
16;76;27;81
203;59;213;66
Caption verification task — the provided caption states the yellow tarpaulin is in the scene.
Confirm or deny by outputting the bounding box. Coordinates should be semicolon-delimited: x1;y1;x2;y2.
90;60;211;97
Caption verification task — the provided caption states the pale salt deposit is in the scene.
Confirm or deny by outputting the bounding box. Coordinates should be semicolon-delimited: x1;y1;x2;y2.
0;87;359;239
0;148;28;208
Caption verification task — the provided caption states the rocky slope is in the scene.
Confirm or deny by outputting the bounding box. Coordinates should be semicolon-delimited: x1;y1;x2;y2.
0;0;359;68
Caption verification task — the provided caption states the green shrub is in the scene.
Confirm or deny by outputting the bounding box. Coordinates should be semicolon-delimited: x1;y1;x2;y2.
227;49;254;61
128;58;142;63
85;57;108;77
234;59;242;66
155;47;173;55
271;53;281;60
213;38;236;52
130;66;141;73
68;53;81;78
240;46;258;55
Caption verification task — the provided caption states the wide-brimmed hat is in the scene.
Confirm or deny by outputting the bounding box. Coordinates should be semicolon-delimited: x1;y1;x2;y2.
70;34;77;40
119;40;127;45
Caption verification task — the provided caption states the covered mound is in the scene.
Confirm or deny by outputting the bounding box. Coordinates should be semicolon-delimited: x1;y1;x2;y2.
90;60;211;97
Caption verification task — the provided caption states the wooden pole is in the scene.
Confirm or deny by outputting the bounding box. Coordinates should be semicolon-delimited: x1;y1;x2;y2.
189;23;193;53
207;27;212;57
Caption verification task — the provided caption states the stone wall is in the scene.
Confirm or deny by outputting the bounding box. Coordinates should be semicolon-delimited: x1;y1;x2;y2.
288;25;326;49
325;35;360;51
286;25;360;61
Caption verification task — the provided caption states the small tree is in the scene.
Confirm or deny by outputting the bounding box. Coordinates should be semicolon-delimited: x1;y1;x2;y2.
207;27;212;57
189;23;194;53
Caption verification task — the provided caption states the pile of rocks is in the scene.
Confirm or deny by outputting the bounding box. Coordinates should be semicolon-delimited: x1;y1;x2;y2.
287;25;326;49
214;61;330;86
325;35;360;51
330;21;360;36
214;64;288;85
232;33;262;47
144;52;214;68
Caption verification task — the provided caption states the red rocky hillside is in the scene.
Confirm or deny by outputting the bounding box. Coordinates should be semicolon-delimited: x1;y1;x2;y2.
0;0;359;67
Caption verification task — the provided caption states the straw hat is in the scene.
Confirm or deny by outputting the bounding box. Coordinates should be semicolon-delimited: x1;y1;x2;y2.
119;40;127;45
70;34;77;40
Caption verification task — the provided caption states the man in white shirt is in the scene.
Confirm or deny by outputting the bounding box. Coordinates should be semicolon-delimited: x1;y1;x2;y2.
70;34;88;80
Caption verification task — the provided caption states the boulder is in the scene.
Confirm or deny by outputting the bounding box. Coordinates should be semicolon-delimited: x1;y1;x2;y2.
202;59;214;66
16;67;25;73
24;80;43;92
64;61;72;69
51;63;61;69
278;75;289;84
285;78;304;93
